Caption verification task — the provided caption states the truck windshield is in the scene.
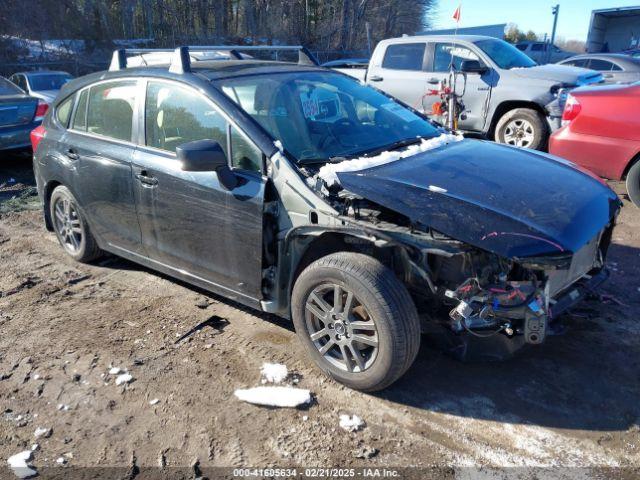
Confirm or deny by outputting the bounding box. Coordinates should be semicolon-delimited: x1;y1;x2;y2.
214;71;440;163
475;39;537;69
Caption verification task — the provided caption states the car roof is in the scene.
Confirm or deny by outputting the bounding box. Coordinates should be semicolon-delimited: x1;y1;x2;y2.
56;59;330;100
13;70;72;77
562;53;640;67
380;34;495;44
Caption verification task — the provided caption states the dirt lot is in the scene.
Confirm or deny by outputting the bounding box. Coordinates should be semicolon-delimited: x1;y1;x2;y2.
1;154;639;478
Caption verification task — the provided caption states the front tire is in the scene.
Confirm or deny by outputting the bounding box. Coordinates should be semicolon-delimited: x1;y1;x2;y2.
626;160;640;207
291;252;421;392
495;108;549;150
50;186;102;263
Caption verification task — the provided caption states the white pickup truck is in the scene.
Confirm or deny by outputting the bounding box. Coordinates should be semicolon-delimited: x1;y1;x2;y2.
332;35;603;150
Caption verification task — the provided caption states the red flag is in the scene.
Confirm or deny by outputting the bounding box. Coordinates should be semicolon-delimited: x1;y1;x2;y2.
452;5;461;23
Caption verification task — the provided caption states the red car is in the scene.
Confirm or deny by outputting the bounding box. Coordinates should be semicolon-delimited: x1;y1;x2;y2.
549;82;640;206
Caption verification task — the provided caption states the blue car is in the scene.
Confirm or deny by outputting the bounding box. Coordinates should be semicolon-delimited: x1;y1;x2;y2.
0;76;40;152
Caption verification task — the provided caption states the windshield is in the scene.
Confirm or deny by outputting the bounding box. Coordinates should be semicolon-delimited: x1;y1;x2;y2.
28;73;72;91
0;77;24;95
475;39;537;69
214;71;440;162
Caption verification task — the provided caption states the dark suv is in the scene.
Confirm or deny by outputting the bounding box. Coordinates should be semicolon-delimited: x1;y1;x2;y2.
32;46;620;391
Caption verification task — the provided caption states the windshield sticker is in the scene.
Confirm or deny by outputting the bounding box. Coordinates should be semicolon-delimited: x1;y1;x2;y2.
381;102;419;123
300;89;341;122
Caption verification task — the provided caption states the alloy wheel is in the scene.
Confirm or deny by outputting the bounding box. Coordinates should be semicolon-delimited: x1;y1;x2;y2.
52;197;83;254
304;283;379;373
503;118;535;148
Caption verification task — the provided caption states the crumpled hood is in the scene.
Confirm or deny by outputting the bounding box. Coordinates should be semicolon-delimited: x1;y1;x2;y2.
511;64;602;85
337;140;620;258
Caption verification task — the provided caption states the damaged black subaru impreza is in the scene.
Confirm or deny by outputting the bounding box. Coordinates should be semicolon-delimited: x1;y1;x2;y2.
33;47;621;392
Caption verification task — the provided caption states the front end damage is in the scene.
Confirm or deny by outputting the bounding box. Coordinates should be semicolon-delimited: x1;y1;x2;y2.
292;138;621;361
313;195;615;361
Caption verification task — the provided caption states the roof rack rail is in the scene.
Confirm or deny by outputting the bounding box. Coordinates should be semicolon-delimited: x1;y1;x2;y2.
108;45;319;73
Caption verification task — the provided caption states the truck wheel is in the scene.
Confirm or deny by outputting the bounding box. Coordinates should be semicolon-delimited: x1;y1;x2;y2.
50;185;102;263
291;252;421;392
626;160;640;207
495;108;549;150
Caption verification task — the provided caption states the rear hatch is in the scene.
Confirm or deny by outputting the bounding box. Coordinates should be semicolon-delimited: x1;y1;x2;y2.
0;78;37;127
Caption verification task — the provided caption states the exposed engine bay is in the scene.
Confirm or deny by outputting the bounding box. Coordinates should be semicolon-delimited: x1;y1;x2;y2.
296;175;614;361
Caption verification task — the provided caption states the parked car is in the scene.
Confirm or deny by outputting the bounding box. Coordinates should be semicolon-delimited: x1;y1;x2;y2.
9;70;73;118
321;58;369;81
351;35;602;150
549;82;640;207
32;46;620;391
515;41;573;64
0;76;40;151
557;54;640;84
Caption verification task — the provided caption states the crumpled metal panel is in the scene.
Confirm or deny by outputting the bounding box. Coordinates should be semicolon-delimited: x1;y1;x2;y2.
337;140;620;259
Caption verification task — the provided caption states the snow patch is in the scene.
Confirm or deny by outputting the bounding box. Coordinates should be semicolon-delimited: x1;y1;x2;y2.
317;133;463;187
115;373;133;386
339;414;365;432
33;427;51;438
108;367;122;375
7;450;37;478
260;363;288;384
234;386;311;408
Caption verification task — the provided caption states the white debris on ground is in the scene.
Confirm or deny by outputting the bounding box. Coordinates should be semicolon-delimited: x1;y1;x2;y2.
115;373;134;386
339;414;365;432
260;363;288;384
108;367;122;375
57;404;70;411
7;450;37;479
317;133;464;187
234;386;311;408
149;398;160;406
56;457;67;465
33;427;51;438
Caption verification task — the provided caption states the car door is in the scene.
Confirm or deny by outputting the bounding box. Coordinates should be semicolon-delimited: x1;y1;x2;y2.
132;79;266;301
366;42;432;110
425;42;494;132
64;79;143;254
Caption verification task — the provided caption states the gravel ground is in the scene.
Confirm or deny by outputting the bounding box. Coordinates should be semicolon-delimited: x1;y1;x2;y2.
1;154;639;478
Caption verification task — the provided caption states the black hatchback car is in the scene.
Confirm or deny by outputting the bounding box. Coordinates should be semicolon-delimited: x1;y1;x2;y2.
33;46;620;391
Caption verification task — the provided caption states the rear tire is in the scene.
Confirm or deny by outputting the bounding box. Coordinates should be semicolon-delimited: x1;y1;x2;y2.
626;160;640;207
495;108;549;151
50;186;102;263
291;252;421;392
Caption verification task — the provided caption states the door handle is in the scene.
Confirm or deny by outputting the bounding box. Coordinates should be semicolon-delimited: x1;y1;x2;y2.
65;149;79;160
369;75;383;82
135;171;158;186
428;77;440;85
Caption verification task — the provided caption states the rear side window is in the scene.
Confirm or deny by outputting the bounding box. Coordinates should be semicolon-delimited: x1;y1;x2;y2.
73;90;88;130
531;43;544;51
86;81;137;142
382;43;425;71
588;59;621;71
515;44;527;51
56;96;74;127
145;81;227;154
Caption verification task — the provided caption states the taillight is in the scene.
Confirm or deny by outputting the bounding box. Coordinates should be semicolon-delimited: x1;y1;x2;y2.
31;125;46;152
561;95;581;126
34;100;49;121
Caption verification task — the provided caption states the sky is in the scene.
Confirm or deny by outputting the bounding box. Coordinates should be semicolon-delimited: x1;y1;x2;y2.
432;0;640;41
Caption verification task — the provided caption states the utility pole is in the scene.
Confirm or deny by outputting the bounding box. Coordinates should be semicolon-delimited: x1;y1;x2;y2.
548;4;560;63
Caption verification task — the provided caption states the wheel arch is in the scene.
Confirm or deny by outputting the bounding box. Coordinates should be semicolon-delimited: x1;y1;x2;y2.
43;180;63;231
488;100;547;140
621;151;640;180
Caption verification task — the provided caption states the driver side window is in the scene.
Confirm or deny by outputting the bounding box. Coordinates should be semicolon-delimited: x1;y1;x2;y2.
433;43;480;72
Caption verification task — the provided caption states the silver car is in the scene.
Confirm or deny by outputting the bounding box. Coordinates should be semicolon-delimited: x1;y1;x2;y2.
558;54;640;84
9;70;73;105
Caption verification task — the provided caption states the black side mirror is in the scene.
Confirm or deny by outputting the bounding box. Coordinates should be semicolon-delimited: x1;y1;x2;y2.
177;139;238;189
460;60;488;74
